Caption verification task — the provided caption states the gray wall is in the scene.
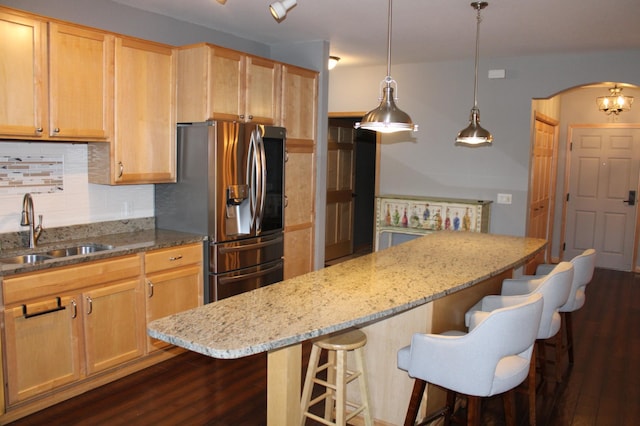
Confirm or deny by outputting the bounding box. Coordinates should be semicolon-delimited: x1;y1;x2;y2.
328;50;640;241
0;0;269;55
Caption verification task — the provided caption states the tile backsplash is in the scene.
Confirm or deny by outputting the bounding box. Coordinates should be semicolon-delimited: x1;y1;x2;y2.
0;142;154;233
0;155;64;194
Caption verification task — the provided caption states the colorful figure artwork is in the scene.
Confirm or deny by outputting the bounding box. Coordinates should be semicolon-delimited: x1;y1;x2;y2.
379;200;478;232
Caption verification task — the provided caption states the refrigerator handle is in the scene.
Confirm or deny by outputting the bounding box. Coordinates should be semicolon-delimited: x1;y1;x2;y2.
256;128;267;232
246;130;258;230
217;261;283;285
217;235;284;253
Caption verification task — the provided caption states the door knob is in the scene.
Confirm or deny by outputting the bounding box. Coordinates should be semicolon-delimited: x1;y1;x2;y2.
623;190;636;206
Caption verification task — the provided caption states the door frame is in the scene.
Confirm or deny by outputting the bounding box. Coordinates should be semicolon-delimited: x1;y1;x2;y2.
527;112;560;263
326;112;380;259
560;123;640;272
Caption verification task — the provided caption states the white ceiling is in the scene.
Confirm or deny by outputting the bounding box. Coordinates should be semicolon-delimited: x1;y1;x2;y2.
115;0;640;67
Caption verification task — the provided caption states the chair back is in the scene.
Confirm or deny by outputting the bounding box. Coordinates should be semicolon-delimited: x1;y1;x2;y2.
406;293;543;397
531;261;573;339
561;248;596;312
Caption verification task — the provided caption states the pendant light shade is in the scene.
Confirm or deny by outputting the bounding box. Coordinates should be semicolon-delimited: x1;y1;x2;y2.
456;1;492;146
355;0;418;133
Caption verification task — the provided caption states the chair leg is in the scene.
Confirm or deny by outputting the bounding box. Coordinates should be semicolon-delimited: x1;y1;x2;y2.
335;349;347;426
353;347;373;426
404;379;426;426
466;395;481;426
553;326;564;383
502;389;516;426
444;390;456;426
565;311;575;364
536;340;547;389
528;344;537;426
300;345;322;425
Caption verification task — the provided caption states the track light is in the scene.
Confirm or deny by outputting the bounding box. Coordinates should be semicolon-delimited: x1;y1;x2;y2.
270;0;297;21
328;56;340;70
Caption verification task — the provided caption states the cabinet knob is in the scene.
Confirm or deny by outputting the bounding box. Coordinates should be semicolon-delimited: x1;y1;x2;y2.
248;115;253;120
53;128;60;133
36;127;43;133
147;280;154;298
118;161;124;178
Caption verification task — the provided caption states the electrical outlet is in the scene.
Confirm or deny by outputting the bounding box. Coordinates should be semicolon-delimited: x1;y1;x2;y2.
497;193;512;204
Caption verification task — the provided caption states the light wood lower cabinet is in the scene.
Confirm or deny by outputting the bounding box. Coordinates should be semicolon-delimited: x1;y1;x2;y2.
144;243;203;352
1;255;143;405
3;296;82;404
0;245;202;420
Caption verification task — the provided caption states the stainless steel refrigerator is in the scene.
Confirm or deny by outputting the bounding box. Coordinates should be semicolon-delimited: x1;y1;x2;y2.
155;121;285;302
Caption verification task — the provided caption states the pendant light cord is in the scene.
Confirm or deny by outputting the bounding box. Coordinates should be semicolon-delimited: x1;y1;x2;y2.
472;3;482;109
386;0;392;80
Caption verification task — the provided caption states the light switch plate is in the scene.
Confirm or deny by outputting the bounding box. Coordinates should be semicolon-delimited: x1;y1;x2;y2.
497;193;512;204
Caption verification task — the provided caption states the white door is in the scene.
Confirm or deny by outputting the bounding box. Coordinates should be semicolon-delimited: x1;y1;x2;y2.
565;127;640;271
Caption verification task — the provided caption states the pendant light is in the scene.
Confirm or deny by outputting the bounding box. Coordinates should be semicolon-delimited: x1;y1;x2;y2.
355;0;418;133
456;1;493;146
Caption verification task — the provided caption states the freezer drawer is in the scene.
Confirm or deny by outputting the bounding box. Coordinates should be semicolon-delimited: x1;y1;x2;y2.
211;258;283;301
211;233;283;274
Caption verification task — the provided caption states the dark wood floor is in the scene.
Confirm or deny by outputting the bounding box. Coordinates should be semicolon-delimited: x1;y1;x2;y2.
9;268;640;425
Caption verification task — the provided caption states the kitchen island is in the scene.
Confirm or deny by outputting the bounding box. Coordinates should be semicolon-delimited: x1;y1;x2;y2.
148;232;546;425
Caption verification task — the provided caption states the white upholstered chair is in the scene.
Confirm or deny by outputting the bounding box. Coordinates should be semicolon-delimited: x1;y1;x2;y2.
465;261;574;426
535;249;596;369
397;293;543;426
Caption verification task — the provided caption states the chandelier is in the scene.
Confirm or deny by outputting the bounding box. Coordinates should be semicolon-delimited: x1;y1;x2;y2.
596;85;634;115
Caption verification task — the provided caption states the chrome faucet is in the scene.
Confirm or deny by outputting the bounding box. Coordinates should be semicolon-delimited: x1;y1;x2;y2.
21;193;43;248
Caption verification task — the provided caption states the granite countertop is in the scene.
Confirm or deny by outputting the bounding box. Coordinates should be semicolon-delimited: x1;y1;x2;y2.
0;226;205;276
147;232;546;360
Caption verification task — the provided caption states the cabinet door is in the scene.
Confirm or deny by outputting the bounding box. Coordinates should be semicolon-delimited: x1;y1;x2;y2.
281;65;318;141
284;150;316;279
146;265;203;352
3;296;82;405
209;46;244;121
83;278;145;375
281;65;317;278
113;37;176;184
48;23;113;140
0;11;47;138
245;56;280;124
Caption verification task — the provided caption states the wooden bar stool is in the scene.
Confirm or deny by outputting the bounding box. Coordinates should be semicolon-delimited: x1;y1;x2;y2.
300;328;373;426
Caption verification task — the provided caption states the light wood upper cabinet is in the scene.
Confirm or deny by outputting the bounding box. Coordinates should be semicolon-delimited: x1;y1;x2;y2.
176;43;280;124
245;56;280;124
281;65;318;142
0;11;113;141
0;11;47;138
48;23;113;140
88;37;176;184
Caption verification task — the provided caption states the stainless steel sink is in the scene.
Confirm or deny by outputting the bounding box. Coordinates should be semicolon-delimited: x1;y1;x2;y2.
0;254;53;264
0;243;115;264
46;243;115;257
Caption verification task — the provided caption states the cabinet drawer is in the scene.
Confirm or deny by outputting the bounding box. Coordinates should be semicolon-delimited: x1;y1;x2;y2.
144;243;202;274
3;255;141;305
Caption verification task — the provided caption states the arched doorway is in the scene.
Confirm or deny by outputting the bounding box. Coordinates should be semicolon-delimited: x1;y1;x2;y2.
529;82;640;271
